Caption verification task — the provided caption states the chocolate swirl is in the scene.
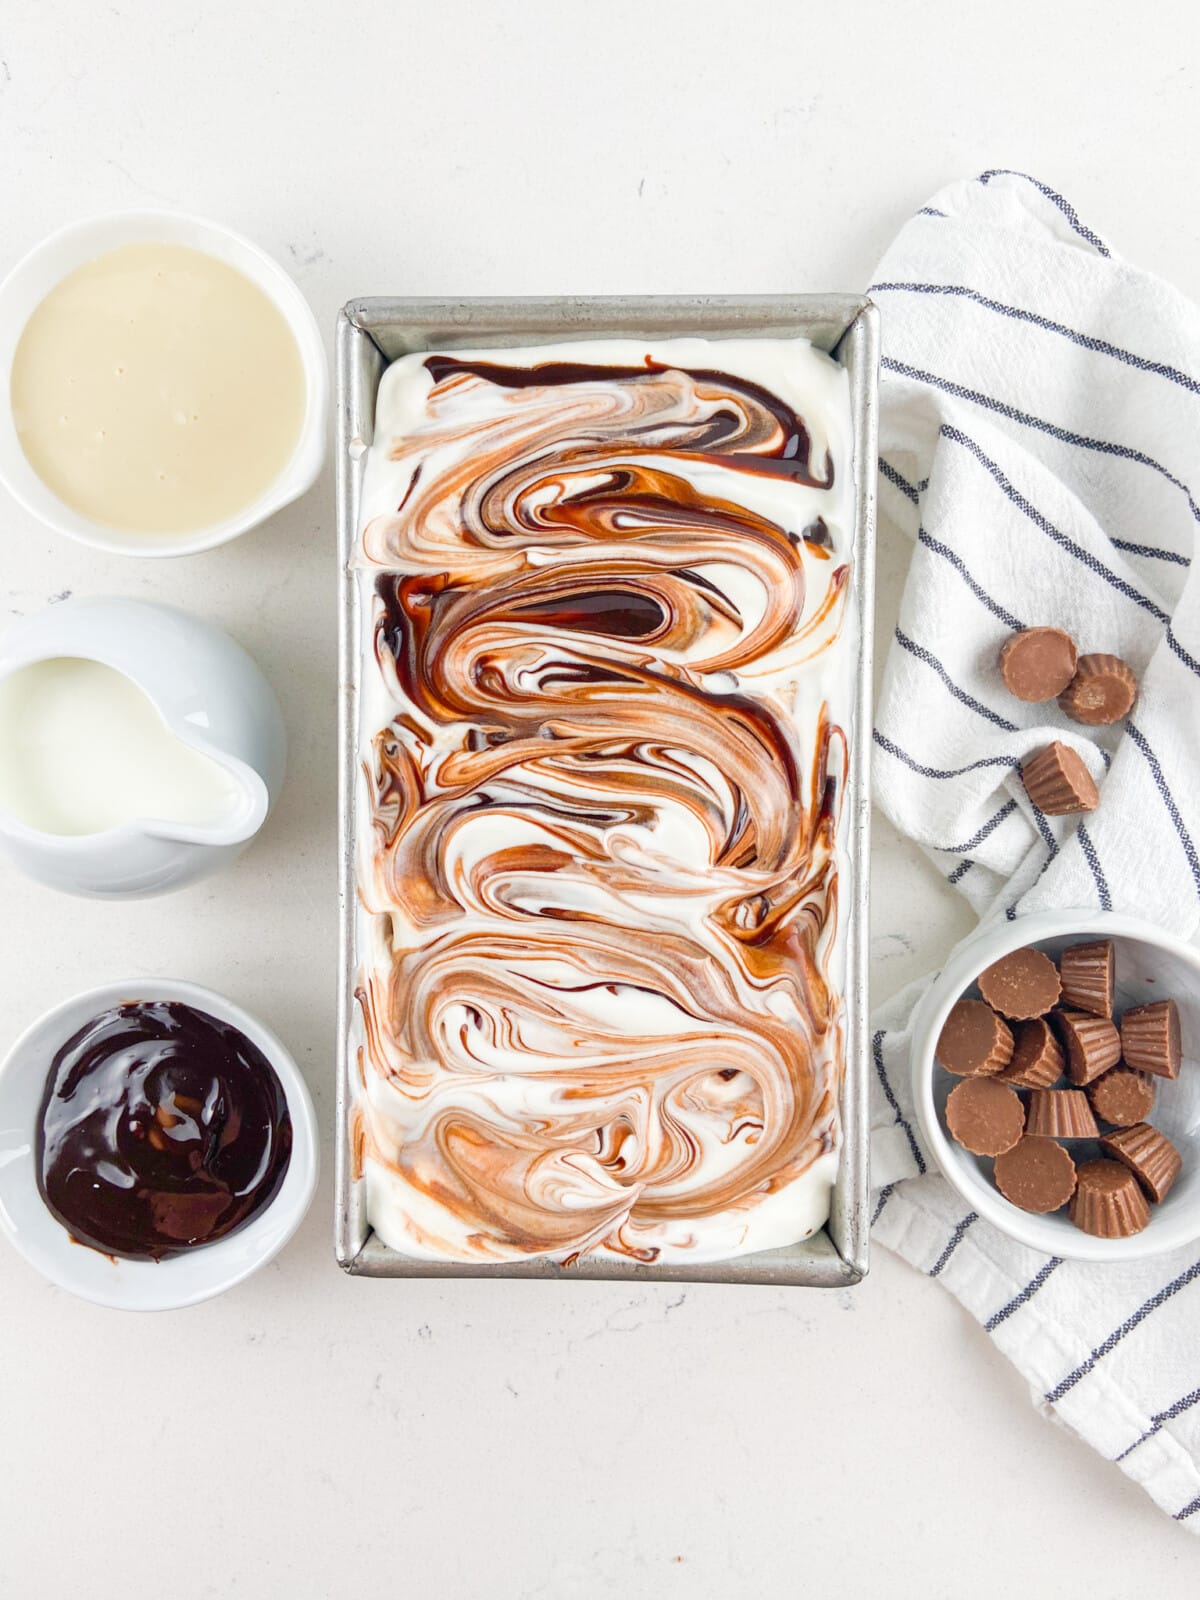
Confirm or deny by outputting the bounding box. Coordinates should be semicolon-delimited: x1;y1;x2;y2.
354;341;852;1264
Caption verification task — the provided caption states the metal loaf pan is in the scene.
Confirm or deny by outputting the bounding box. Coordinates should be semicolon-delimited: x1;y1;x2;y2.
336;296;878;1286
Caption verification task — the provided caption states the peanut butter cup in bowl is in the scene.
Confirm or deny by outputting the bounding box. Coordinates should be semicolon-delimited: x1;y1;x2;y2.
909;911;1200;1262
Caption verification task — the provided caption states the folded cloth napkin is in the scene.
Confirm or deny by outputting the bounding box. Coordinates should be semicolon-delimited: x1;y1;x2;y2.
869;170;1200;1529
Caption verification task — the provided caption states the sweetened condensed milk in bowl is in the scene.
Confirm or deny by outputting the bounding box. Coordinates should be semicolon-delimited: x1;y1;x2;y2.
0;211;327;556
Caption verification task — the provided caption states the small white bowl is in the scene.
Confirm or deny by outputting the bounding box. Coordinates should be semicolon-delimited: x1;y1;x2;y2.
0;210;328;557
910;910;1200;1263
0;979;318;1309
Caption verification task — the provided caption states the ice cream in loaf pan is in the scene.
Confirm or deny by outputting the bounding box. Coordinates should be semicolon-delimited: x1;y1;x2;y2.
352;338;855;1264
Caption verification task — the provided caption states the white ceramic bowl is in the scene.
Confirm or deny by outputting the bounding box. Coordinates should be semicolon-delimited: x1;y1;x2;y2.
910;910;1200;1263
0;209;328;557
0;979;318;1309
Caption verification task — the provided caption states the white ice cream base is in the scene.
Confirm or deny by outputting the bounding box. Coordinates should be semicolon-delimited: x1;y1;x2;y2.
355;338;854;1264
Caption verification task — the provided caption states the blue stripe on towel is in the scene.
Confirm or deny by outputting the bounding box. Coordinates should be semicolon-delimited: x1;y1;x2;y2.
872;729;1022;780
1111;539;1191;567
1027;803;1059;855
984;1258;1063;1331
942;801;1018;855
872;1029;926;1175
1044;1257;1200;1404
871;1184;896;1226
1166;624;1200;679
938;425;1188;633
878;455;920;504
917;527;1027;629
1124;721;1200;897
929;1213;978;1276
1115;1387;1200;1462
882;358;1200;528
1010;825;1060;917
1075;822;1113;910
893;629;1020;731
869;280;1200;401
977;169;1110;256
938;423;1200;676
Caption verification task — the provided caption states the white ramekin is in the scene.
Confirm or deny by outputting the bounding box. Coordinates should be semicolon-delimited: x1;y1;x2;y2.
0;210;328;557
909;910;1200;1263
0;979;318;1309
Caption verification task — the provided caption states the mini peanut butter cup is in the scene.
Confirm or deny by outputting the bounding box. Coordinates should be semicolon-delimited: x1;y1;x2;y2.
1054;1008;1122;1085
1058;652;1137;725
1070;1158;1151;1237
1059;939;1115;1018
1100;1123;1182;1205
945;1078;1026;1157
994;1137;1076;1214
1088;1067;1156;1127
1021;742;1099;816
1120;999;1182;1079
936;999;1014;1077
999;627;1078;702
1025;1088;1098;1139
1000;1017;1065;1088
977;946;1061;1019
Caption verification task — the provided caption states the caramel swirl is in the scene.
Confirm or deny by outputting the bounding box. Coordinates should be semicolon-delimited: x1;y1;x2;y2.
354;339;852;1264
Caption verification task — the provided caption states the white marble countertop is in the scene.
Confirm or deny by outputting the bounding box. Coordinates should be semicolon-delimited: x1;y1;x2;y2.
1;3;1197;1594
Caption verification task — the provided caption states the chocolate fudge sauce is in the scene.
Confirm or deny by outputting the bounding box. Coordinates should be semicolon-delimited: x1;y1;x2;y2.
37;1000;292;1261
422;355;835;487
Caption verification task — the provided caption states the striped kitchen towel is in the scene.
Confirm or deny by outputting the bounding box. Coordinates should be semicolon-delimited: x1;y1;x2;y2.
869;170;1200;1529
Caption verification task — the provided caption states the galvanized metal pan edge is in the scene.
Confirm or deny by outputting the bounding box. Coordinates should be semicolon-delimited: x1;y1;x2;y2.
335;296;877;1286
827;299;879;1282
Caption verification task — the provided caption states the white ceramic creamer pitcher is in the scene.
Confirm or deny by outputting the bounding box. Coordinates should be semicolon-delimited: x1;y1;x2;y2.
0;597;286;897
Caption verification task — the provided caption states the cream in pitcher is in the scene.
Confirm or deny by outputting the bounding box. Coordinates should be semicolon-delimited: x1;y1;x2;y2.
0;657;242;836
0;598;285;899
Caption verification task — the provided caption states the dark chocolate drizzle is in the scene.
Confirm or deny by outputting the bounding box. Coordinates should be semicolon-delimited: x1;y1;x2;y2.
37;1001;293;1262
423;355;834;488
